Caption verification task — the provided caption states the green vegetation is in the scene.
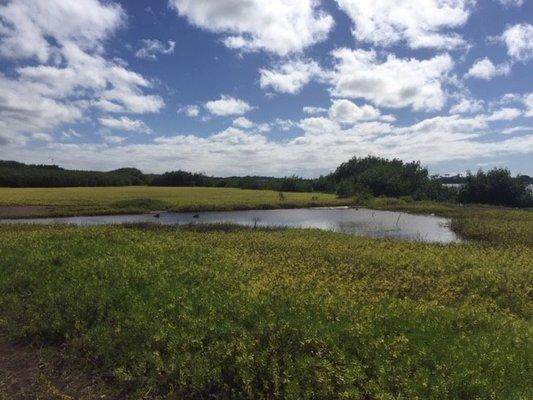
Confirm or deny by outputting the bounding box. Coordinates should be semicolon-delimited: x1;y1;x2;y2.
1;224;531;399
0;186;346;218
359;197;533;246
458;168;533;207
3;158;532;208
326;156;456;202
0;161;147;187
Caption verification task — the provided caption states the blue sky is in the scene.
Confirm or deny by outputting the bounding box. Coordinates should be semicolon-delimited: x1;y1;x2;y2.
0;0;532;177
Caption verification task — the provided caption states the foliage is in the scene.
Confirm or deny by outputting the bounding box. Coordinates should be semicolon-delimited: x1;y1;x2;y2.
328;156;456;202
0;161;146;187
458;168;533;207
0;225;531;399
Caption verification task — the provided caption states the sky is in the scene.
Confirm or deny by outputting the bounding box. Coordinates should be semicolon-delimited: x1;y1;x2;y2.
0;0;532;177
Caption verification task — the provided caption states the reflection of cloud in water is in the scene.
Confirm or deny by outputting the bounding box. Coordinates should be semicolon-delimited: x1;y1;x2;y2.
1;207;464;244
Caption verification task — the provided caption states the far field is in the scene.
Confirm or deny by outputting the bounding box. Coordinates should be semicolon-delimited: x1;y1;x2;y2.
0;186;346;218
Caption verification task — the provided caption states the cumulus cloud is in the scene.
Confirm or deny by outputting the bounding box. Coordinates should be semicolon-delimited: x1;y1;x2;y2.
232;117;254;129
501;23;533;62
486;107;522;121
335;0;473;50
466;58;510;80
0;0;164;146
232;117;270;133
179;105;200;118
329;99;393;124
330;48;454;111
449;97;485;114
169;0;333;56
135;39;176;60
4;113;531;177
204;95;252;116
0;0;124;62
99;116;151;133
259;59;324;94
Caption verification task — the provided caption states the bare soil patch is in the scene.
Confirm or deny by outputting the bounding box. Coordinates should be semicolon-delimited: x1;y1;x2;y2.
0;206;52;219
0;334;113;400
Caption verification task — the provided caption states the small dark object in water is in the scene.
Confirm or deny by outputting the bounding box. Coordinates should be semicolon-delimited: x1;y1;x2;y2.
193;214;199;218
153;213;160;218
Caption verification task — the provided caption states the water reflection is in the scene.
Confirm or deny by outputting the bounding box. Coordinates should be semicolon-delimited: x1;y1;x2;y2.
1;207;463;244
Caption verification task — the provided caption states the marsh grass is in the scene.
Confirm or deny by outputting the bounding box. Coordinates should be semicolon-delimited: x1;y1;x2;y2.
0;225;531;399
365;197;533;246
0;186;346;218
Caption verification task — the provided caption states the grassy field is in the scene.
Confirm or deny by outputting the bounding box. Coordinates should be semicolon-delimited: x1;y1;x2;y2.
0;186;346;218
0;188;532;398
1;222;532;399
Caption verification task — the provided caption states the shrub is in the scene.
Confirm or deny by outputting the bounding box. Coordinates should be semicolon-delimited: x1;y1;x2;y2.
458;168;533;207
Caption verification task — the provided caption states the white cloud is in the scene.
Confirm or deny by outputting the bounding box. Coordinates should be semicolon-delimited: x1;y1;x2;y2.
303;106;328;115
330;48;454;111
135;39;176;60
0;0;124;62
232;117;270;133
0;73;82;145
103;135;127;144
179;105;200;118
5;113;531;177
450;97;485;114
204;95;252;116
274;118;296;131
329;99;390;124
99;116;151;133
0;0;164;147
335;0;473;50
232;117;254;129
495;0;524;7
466;58;510;80
259;59;323;94
31;132;54;142
169;0;333;56
502;126;533;135
501;23;533;62
486;108;522;121
524;93;533;117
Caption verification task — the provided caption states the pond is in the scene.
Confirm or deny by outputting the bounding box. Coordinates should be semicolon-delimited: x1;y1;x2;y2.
1;207;463;244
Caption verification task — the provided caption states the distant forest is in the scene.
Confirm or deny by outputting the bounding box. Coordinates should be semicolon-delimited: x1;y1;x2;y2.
1;157;532;207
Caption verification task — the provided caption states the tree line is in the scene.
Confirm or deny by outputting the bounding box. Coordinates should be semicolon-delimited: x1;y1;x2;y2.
1;158;531;207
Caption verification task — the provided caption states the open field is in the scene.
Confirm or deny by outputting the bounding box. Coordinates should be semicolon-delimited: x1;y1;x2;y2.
1;188;532;398
1;224;532;399
0;186;346;218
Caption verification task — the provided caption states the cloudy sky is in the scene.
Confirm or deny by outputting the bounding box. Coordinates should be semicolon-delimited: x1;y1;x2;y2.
0;0;532;176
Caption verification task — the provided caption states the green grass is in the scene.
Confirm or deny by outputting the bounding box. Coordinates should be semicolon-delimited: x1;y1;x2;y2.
0;224;531;399
0;186;346;218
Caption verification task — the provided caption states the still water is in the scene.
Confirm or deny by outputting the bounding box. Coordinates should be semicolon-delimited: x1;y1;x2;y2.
1;207;462;244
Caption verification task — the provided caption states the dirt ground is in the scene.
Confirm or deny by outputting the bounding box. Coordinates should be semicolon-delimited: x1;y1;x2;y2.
0;206;52;219
0;334;113;400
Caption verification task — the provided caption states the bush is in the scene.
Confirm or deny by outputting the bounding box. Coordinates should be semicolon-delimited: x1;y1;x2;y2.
329;156;452;202
458;168;533;207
